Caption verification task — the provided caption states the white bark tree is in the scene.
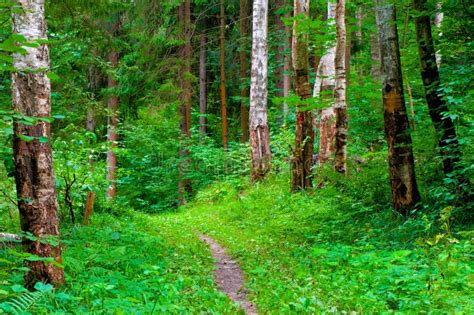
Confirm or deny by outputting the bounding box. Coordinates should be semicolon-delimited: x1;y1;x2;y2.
249;0;271;181
12;0;65;288
314;1;336;166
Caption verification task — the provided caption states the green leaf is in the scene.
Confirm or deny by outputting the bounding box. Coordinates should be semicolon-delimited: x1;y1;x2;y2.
17;133;35;142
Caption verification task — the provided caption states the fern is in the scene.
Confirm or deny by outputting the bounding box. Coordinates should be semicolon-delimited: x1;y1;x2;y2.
2;291;49;315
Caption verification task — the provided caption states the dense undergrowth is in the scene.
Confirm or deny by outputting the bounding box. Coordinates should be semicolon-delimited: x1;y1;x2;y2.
0;213;239;314
180;174;473;313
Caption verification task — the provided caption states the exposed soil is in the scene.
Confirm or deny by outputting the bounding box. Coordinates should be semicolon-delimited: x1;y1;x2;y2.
199;235;257;314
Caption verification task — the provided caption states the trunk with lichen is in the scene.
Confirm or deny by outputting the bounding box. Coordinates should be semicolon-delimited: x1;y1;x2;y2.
376;4;420;214
12;0;65;289
291;0;314;190
250;0;272;182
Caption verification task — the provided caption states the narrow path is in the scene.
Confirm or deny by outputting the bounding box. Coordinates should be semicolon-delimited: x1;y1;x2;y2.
199;235;257;314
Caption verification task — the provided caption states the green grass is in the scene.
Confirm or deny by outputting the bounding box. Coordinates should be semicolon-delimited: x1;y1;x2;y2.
1;174;473;313
175;175;474;313
1;213;240;314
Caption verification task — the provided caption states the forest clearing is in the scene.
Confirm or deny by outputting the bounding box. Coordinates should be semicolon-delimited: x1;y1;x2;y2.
0;0;473;313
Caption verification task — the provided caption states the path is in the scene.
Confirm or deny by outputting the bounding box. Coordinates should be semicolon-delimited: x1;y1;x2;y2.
199;235;257;314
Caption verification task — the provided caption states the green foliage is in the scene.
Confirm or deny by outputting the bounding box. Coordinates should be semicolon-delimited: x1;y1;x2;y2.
1;212;240;313
183;174;474;313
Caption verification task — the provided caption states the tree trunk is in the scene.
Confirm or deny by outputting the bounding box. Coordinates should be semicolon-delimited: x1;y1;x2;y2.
375;4;421;214
370;32;381;81
275;0;286;125
250;0;272;182
199;33;207;135
283;9;292;122
220;0;228;150
334;0;347;174
240;0;250;142
83;191;95;225
106;49;119;199
106;17;121;200
434;1;443;68
314;1;336;166
178;1;192;205
413;0;462;176
291;0;314;191
12;0;65;289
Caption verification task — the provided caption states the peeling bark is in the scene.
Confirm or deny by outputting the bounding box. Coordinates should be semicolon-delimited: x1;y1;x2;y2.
314;1;336;166
12;0;65;289
376;4;421;214
291;0;314;191
250;0;272;182
106;49;119;199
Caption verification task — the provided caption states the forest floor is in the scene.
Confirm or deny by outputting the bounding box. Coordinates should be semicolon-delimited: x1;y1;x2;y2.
1;176;473;313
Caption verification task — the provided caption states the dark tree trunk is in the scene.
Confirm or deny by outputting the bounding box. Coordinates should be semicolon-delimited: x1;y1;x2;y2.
291;0;314;191
413;0;462;176
334;0;348;174
275;0;286;125
12;0;65;289
106;49;119;199
240;0;250;142
375;4;421;214
199;33;207;135
178;0;193;205
220;0;228;150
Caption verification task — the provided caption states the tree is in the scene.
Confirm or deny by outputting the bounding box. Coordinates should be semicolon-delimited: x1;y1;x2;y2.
199;32;207;134
240;0;250;142
220;0;228;150
12;0;65;288
314;2;336;166
291;0;314;191
334;0;347;174
178;0;193;204
375;3;421;213
106;17;121;199
249;0;272;182
413;0;462;177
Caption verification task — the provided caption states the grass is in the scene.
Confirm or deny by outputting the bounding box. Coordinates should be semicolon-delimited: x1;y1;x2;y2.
1;212;240;314
175;174;474;313
1;173;473;313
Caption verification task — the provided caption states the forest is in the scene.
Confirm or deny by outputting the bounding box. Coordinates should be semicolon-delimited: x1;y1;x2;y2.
0;0;473;313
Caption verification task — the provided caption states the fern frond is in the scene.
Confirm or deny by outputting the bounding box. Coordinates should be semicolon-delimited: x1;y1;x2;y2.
3;291;48;315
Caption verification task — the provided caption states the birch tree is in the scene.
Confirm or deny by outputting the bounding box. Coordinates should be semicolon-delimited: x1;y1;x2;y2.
12;0;65;288
250;0;272;181
313;2;336;166
334;0;347;174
